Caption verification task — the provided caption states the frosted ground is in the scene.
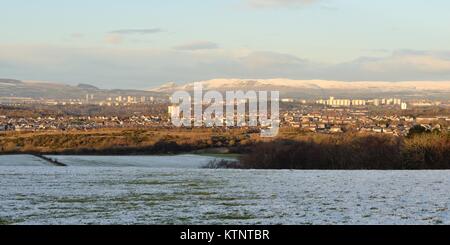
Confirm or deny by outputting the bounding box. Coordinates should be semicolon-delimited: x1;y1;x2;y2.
1;155;449;225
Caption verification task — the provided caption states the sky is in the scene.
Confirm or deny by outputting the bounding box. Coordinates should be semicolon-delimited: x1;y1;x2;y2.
1;0;450;89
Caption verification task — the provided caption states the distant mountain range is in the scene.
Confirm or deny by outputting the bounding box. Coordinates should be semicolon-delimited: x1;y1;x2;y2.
0;79;162;100
149;79;450;99
1;78;449;100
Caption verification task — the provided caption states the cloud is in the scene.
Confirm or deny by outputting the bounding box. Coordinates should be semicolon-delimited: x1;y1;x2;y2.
70;33;84;39
324;50;450;81
104;34;124;45
109;28;164;35
1;44;450;89
246;0;321;8
359;50;450;73
173;41;220;51
241;51;305;66
238;51;311;76
104;29;163;45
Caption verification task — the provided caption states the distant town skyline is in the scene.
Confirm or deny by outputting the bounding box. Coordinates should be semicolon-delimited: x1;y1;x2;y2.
2;0;450;89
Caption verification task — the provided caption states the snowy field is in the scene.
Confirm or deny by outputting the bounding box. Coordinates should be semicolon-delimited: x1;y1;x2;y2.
0;155;54;167
1;155;450;225
46;155;221;168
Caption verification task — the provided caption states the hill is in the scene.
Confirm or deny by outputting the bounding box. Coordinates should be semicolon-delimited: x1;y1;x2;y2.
0;79;163;100
150;79;450;99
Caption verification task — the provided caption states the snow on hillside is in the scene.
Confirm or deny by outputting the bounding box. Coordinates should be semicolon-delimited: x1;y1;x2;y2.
150;79;450;93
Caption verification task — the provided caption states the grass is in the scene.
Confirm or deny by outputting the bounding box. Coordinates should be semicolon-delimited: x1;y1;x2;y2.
219;202;251;207
212;212;256;220
187;191;216;196
126;180;172;185
184;182;201;187
56;197;99;204
113;193;179;203
0;218;13;225
0;127;259;155
177;217;191;223
126;179;221;187
434;219;444;225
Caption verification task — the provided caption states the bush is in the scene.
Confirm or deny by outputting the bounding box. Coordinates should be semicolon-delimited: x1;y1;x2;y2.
402;133;450;169
203;159;241;169
240;133;449;170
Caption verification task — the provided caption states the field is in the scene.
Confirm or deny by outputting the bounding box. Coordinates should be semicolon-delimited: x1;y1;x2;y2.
1;155;450;225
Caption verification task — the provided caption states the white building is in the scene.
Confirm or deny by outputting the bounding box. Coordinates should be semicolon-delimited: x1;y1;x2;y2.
401;102;408;110
352;100;366;106
281;98;294;103
168;106;180;117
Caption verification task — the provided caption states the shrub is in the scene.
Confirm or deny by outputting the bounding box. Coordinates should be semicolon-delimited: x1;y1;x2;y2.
240;133;449;170
203;159;241;169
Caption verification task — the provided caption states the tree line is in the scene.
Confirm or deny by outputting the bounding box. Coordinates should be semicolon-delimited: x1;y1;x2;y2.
239;132;450;169
1;128;449;169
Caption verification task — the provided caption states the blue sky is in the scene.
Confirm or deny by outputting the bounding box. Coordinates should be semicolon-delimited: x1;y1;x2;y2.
1;0;450;88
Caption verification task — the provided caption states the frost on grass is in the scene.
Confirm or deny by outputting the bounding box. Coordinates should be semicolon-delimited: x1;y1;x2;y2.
46;154;220;168
0;218;13;225
0;155;51;166
1;156;450;225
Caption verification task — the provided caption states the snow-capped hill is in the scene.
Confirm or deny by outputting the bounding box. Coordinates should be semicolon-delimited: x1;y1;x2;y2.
149;79;450;94
150;82;179;92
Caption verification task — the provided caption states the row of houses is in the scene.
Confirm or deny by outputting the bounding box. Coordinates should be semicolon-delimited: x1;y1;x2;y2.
0;115;165;132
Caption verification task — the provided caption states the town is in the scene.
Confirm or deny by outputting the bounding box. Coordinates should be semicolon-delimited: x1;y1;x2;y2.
1;95;449;137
